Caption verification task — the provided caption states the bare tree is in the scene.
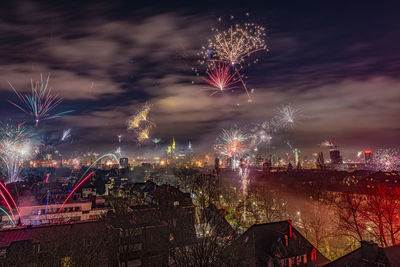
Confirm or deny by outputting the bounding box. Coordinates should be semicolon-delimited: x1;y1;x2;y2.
169;203;246;267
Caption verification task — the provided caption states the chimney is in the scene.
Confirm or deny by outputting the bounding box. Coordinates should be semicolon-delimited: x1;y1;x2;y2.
360;241;378;263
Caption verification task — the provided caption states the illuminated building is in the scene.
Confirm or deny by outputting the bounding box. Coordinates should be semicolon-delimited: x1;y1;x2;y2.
119;157;129;168
329;149;342;165
241;221;329;266
364;150;373;165
188;141;192;151
1;199;107;227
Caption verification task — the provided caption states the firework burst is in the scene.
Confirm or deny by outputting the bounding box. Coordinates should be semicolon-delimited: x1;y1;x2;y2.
200;22;267;98
374;149;400;171
203;64;239;96
127;103;155;143
249;121;273;147
0;123;33;183
215;127;250;169
8;74;73;127
274;104;301;129
201;23;267;66
127;103;154;130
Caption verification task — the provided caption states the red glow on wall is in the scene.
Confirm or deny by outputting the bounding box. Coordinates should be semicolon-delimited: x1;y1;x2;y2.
311;248;317;261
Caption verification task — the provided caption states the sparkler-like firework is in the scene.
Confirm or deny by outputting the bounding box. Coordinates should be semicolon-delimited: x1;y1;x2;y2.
203;64;239;96
137;126;151;143
0;123;33;183
8;74;73;127
374;149;400;171
127;103;153;130
127;115;142;130
61;128;71;141
127;103;155;143
274;104;301;130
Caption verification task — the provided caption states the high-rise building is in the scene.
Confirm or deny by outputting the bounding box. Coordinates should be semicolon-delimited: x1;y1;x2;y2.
329;149;342;164
364;150;373;164
188;141;192;151
120;158;129;168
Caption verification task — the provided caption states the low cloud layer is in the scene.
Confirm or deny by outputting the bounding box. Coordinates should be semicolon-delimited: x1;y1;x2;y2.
0;1;399;157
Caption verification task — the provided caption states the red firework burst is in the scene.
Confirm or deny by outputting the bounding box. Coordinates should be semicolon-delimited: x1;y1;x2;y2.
203;64;239;96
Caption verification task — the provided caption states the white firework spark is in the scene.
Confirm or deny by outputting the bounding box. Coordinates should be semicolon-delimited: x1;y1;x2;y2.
274;104;301;129
0;124;33;183
61;128;71;141
374;149;400;171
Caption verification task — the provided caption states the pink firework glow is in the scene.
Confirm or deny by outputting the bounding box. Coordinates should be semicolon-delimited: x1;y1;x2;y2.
0;181;23;225
55;171;95;223
203;64;239;96
0;190;16;225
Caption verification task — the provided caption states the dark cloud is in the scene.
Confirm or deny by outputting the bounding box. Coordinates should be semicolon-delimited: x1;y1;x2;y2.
0;1;399;158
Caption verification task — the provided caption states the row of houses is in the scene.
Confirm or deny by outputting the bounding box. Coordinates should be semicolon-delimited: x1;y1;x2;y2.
2;216;400;266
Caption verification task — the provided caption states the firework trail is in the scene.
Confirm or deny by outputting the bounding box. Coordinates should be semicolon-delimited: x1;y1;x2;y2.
239;165;251;220
200;22;267;97
8;74;73;127
117;134;123;143
45;173;50;183
274;104;301;130
286;140;300;166
215;127;250;169
203;64;240;96
56;154;121;223
77;153;119;185
0;181;24;225
374;149;400;171
0;123;33;183
55;171;95;223
0;207;15;227
61;128;71;141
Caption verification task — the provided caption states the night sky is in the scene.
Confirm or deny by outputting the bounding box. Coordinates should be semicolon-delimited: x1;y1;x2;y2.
0;1;399;158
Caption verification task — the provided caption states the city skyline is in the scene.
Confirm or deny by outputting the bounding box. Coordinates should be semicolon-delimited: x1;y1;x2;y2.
0;1;399;156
